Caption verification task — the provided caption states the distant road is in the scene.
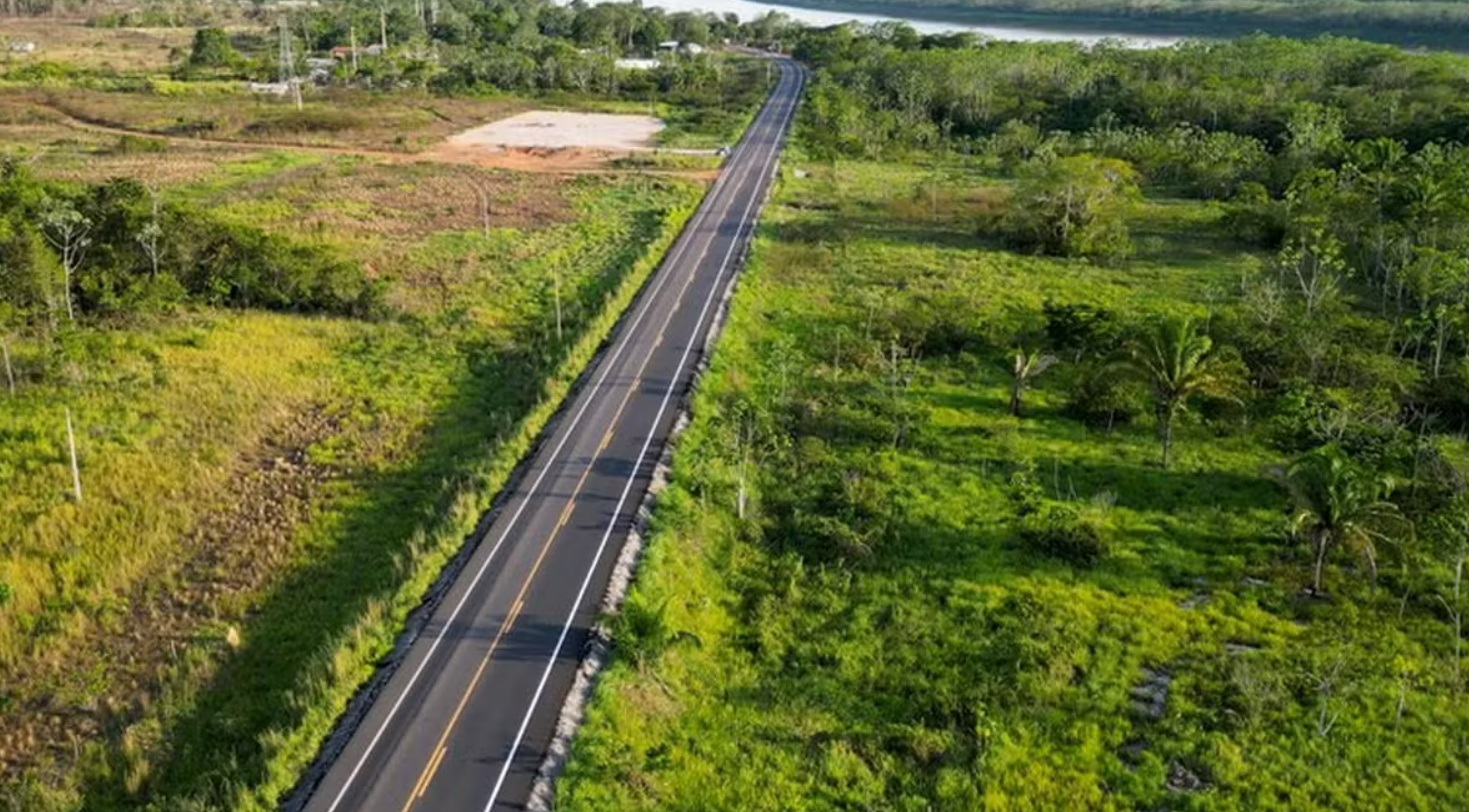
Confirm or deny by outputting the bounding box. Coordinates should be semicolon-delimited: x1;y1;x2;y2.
298;58;804;812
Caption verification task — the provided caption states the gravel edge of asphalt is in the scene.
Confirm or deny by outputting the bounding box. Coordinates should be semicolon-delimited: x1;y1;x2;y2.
524;148;786;812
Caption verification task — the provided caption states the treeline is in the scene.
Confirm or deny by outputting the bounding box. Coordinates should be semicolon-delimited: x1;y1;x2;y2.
797;30;1469;155
0;161;381;331
777;0;1469;44
164;0;802;94
789;26;1469;577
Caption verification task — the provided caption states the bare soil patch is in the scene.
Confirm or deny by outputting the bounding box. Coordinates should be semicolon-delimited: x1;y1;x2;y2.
442;110;664;152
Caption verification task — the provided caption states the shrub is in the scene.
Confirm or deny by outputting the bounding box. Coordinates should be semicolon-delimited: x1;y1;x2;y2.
993;155;1140;265
1063;361;1145;430
188;28;238;70
243;110;365;137
111;135;168;155
1017;503;1107;567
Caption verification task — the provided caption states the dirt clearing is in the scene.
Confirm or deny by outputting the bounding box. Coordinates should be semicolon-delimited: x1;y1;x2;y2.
444;111;664;151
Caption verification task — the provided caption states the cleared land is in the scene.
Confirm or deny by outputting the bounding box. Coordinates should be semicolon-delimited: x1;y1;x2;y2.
0;19;192;73
443;110;665;151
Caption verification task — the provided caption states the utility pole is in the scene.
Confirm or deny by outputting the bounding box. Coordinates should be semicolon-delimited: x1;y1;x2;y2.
350;24;359;73
279;16;302;110
278;16;292;83
380;7;388;53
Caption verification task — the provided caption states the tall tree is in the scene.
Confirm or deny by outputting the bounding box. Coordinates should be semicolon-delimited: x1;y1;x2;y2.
39;199;90;323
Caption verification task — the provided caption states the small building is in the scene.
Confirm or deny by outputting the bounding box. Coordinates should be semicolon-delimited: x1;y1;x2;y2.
329;44;385;60
656;40;705;56
246;81;292;96
305;57;336;83
614;58;661;70
8;41;37;54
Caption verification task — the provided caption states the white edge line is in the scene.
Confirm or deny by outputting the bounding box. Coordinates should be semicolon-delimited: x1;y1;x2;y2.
478;61;801;812
318;66;795;812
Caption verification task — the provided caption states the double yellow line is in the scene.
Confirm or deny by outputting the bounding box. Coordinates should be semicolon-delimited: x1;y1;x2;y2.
396;151;759;808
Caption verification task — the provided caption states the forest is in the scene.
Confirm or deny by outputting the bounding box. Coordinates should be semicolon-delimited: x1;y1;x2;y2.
557;27;1469;812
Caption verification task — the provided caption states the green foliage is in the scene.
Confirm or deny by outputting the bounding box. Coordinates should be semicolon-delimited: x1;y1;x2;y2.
0;165;382;321
995;155;1139;264
187;28;238;70
1128;316;1237;468
1016;501;1107;566
794;33;1469;159
1278;445;1411;594
562;153;1469;812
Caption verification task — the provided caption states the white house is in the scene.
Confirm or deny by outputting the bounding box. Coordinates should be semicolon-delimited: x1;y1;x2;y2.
614;58;661;70
656;40;705;56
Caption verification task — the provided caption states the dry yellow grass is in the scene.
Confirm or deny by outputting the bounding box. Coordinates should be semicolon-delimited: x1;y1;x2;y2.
0;19;193;73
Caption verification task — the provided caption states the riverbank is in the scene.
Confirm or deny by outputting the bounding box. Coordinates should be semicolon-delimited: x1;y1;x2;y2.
767;0;1469;50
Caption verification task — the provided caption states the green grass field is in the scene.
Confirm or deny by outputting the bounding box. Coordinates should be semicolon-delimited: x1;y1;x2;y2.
555;159;1468;811
0;153;703;810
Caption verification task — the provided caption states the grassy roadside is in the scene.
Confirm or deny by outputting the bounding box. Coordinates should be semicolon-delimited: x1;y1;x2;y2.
554;159;1469;811
0;173;704;811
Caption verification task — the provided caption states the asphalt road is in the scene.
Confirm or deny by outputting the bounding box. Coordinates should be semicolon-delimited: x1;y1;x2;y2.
299;58;803;812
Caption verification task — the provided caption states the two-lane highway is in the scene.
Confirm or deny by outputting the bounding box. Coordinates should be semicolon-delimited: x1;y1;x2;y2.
299;58;803;812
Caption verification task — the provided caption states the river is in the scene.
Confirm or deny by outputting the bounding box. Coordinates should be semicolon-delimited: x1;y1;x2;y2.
648;0;1186;46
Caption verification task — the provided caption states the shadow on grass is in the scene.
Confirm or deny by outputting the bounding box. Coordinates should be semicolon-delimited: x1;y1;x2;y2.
766;212;982;254
78;211;671;812
78;335;543;812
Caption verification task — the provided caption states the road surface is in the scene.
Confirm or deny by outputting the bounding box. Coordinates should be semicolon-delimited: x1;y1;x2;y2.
299;58;803;812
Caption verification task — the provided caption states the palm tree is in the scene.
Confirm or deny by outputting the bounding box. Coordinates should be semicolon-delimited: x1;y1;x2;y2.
1129;316;1228;468
1278;446;1408;596
1009;347;1058;417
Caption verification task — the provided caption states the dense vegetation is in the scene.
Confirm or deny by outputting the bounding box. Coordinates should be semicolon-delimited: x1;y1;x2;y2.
558;29;1469;812
0;163;381;323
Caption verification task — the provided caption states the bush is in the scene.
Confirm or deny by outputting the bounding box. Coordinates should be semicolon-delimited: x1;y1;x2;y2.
0;166;384;323
188;28;238;70
1016;503;1107;567
111;135;168;155
243;110;365;137
1063;361;1144;430
1222;182;1287;247
993;155;1139;265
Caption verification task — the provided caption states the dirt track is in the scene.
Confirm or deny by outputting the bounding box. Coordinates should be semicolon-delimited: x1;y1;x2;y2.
37;105;708;176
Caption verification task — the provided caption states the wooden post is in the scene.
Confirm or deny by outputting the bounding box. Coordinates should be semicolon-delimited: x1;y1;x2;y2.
1;335;13;395
553;265;563;343
474;181;491;238
65;406;81;503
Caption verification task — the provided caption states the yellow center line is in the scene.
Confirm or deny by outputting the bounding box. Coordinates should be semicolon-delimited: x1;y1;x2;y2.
395;187;734;807
417;747;447;799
